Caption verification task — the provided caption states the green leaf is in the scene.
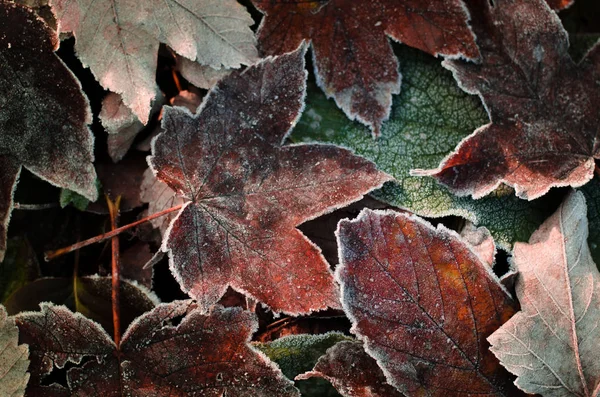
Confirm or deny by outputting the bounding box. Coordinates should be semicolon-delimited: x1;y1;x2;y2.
0;237;40;304
292;45;557;249
580;177;600;267
254;333;352;397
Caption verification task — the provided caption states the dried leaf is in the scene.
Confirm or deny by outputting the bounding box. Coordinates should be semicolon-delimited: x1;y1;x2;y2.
460;222;496;268
176;55;231;89
0;1;97;262
418;0;600;200
49;0;258;122
252;0;478;134
297;340;403;397
100;91;164;162
16;301;299;396
488;190;600;396
0;304;29;397
149;46;391;314
336;209;523;396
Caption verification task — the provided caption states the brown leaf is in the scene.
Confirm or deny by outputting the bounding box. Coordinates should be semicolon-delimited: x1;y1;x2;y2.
252;0;478;135
488;190;600;396
297;340;403;397
336;209;524;396
416;0;600;200
149;46;391;314
0;1;97;262
16;302;299;396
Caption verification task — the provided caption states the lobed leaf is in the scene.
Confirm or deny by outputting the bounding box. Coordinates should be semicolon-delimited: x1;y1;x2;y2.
16;301;299;396
49;0;258;122
0;304;29;397
252;0;478;135
418;0;600;200
149;46;391;315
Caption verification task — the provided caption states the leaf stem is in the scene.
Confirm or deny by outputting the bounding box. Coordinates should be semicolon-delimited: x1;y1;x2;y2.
13;202;58;210
44;204;184;261
107;195;122;346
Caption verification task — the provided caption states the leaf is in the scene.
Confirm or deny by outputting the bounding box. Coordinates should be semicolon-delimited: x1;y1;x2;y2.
49;0;258;123
100;91;164;162
335;208;524;396
297;340;403;397
16;301;300;396
255;332;351;397
460;222;496;268
0;237;40;304
416;0;600;200
0;1;97;262
139;168;186;237
488;190;600;396
176;55;231;89
581;177;600;267
4;276;158;337
0;304;29;397
546;0;574;10
149;46;391;314
291;45;556;250
251;0;478;135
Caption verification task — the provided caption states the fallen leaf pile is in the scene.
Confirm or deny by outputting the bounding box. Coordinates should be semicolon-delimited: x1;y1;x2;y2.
1;0;599;395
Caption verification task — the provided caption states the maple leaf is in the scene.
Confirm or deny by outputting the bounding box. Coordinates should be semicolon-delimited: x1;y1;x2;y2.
416;0;600;200
0;304;29;396
16;301;300;396
297;340;403;397
251;0;479;135
149;46;391;315
335;208;524;396
292;45;557;250
488;190;600;397
0;1;97;263
49;0;258;123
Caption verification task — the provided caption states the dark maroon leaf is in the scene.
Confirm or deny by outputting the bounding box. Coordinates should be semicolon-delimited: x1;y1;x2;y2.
16;301;299;396
417;0;600;200
297;340;403;397
149;46;391;314
252;0;479;135
0;1;97;261
336;209;524;396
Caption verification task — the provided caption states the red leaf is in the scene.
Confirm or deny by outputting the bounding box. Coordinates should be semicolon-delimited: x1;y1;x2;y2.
149;46;391;315
297;340;403;397
416;0;600;200
16;301;299;396
336;209;525;396
488;191;600;396
252;0;479;135
0;1;97;262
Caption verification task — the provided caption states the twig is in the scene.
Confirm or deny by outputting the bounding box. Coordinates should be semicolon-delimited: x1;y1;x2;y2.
44;204;184;261
13;202;58;210
107;195;122;346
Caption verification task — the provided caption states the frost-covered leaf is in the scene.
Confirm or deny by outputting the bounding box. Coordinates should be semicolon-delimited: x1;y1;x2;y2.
139;168;185;237
176;55;231;89
418;0;600;200
100;91;164;162
149;47;391;314
297;340;403;397
252;0;478;135
16;301;299;396
4;276;157;337
0;237;40;304
49;0;258;123
255;332;351;397
461;222;496;268
0;1;97;263
336;209;523;396
581;177;600;267
292;45;556;250
0;304;29;397
488;190;600;396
